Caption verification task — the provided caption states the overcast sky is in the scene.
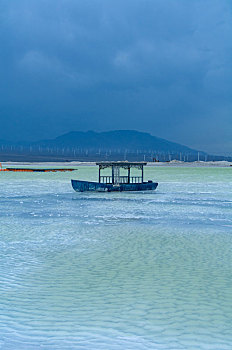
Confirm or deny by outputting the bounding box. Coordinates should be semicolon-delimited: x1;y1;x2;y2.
0;0;232;154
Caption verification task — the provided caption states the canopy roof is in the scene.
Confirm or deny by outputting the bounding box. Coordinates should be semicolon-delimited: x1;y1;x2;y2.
96;161;147;169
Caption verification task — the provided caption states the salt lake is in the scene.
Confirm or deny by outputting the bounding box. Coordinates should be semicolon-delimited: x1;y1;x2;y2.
0;166;232;349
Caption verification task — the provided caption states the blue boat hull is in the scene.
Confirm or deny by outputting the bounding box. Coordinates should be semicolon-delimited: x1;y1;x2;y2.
71;180;158;192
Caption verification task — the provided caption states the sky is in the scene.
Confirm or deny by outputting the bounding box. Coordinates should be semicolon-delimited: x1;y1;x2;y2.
0;0;232;154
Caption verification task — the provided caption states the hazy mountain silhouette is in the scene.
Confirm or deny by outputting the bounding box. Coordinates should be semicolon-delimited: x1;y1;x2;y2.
0;130;212;162
38;130;202;154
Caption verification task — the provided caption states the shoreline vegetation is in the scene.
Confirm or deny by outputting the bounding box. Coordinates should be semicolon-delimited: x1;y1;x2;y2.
1;160;232;167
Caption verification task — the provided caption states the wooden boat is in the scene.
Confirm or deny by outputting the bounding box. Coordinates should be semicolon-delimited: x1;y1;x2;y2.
71;161;158;192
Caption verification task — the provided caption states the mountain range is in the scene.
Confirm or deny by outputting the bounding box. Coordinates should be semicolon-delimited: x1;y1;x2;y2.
0;130;213;162
37;130;201;153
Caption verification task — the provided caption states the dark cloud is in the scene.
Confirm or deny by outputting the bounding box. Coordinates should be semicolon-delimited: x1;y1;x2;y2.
0;0;231;154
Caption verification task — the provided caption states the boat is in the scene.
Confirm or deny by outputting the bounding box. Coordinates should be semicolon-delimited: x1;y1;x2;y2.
0;164;76;172
71;161;158;192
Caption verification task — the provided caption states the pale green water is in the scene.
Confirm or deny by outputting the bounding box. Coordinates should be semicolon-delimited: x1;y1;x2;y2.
0;166;232;349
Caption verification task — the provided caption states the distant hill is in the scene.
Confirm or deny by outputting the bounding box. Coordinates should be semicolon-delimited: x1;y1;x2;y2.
1;130;217;162
38;130;201;154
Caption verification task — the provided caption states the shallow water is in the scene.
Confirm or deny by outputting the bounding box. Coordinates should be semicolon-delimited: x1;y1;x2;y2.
0;166;232;349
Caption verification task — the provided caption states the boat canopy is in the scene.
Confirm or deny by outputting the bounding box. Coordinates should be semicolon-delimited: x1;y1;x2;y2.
96;161;147;169
96;161;147;184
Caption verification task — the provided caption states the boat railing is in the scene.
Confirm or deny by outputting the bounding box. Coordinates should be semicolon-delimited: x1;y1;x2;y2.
115;176;129;184
100;176;112;184
100;175;143;184
130;176;143;184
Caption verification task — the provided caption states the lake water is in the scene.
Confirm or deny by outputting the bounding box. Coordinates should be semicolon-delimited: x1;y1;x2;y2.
0;166;232;349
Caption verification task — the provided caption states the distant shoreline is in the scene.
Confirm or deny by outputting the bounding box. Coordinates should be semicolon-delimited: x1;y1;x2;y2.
1;160;232;167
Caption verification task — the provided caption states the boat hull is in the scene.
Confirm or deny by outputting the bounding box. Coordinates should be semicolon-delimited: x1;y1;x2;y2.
71;180;158;192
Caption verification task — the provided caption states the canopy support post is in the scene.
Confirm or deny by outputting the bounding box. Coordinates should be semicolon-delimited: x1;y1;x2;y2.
112;166;115;184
